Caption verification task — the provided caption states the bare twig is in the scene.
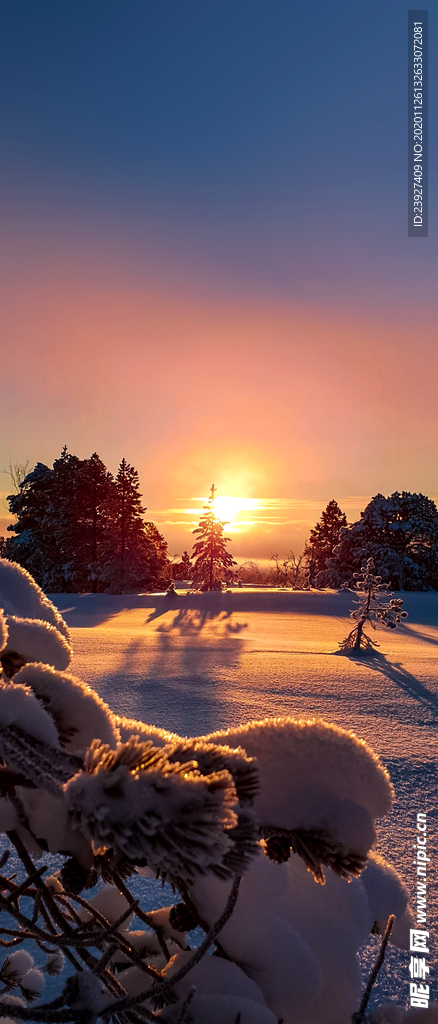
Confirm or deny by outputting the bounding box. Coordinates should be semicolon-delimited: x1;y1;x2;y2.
63;891;161;982
103;875;242;1016
3;865;47;902
174;986;196;1023
113;872;171;963
0;848;10;870
353;914;395;1023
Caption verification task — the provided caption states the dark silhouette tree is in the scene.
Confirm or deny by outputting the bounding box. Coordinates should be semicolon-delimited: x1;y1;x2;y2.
180;550;192;578
143;521;171;590
7;451;169;594
100;460;170;593
191;485;236;590
71;452;115;592
7;460;66;588
306;500;347;581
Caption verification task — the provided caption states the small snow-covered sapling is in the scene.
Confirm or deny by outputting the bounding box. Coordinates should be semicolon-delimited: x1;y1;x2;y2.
339;557;408;652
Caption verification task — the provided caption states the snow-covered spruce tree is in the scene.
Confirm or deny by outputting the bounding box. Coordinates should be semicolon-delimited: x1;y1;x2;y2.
7;452;170;595
321;491;438;591
339;557;408;652
143;521;172;591
0;559;433;1024
6;449;114;593
305;499;348;583
6;460;65;589
75;453;115;593
99;460;170;593
191;487;236;591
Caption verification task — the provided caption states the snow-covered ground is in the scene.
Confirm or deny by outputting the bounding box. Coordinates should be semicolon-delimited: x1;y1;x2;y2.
50;587;438;1010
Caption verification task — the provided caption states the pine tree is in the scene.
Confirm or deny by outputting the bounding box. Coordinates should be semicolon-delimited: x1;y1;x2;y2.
306;500;347;581
6;449;114;592
114;459;146;592
7;451;170;594
180;550;192;578
323;492;438;590
339;557;408;652
6;457;79;590
191;485;236;590
143;521;170;590
101;460;169;593
49;447;87;591
7;461;53;584
71;453;115;592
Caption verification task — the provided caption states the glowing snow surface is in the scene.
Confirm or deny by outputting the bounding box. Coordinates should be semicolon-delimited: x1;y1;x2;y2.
51;587;437;1009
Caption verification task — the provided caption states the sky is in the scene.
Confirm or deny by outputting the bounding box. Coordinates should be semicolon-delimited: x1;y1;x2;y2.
0;0;437;559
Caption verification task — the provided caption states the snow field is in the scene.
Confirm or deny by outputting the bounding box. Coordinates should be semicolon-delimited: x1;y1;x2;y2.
53;587;437;1014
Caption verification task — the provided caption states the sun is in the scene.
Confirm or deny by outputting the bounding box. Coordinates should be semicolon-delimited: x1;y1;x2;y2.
212;495;258;525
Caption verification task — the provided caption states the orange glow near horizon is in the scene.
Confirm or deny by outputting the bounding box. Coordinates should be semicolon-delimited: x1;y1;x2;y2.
1;232;438;564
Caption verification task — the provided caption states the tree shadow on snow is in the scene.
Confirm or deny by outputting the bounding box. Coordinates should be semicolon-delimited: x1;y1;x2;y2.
145;626;248;682
155;607;248;635
398;623;438;647
145;591;247;635
54;593;169;628
92;654;236;739
342;649;438;719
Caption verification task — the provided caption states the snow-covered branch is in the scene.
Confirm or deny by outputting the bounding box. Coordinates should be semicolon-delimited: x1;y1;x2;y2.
0;558;433;1023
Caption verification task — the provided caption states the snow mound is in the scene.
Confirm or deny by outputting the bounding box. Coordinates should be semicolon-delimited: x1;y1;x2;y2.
63;971;106;1012
163;949;268;1004
404;1007;438;1022
0;797;19;833
361;852;413;948
0;559;70;640
369;1006;403;1023
371;1008;438;1024
2;617;72;671
13;663;119;753
0;679;59;747
141;907;189;947
165;994;278;1023
207;716;393;828
17;788;93;864
78;885;134;927
190;848;370;1024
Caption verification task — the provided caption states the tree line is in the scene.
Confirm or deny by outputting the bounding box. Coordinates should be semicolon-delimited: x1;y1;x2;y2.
2;448;169;593
2;450;438;592
237;492;438;591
